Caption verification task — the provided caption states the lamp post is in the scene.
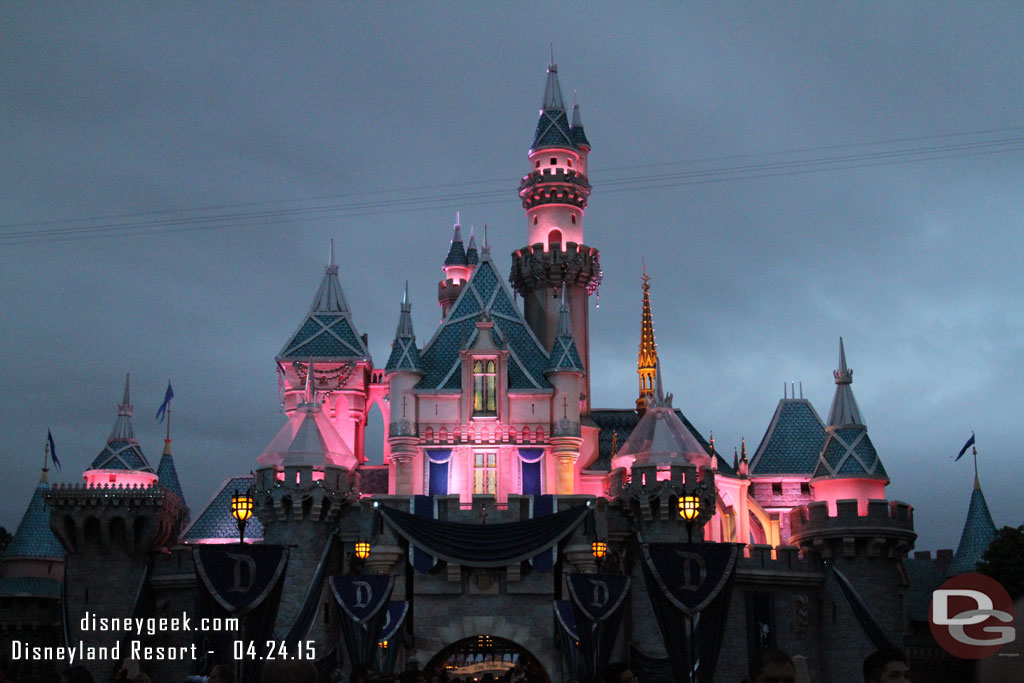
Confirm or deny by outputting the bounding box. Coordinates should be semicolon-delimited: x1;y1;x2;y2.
231;489;254;544
678;494;701;543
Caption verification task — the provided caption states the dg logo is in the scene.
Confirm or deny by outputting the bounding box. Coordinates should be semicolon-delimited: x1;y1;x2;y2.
930;573;1017;659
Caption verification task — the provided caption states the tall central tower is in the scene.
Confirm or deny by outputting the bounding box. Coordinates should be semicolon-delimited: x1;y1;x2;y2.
510;62;601;412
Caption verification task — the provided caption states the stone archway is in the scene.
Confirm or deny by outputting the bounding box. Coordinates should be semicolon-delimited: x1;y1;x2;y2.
424;635;551;683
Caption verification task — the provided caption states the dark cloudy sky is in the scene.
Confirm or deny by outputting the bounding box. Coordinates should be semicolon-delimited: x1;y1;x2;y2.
2;3;1021;553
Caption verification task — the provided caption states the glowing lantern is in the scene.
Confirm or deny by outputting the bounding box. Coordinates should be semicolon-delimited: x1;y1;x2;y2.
591;541;608;559
678;495;700;521
231;489;254;544
377;640;388;649
354;541;371;559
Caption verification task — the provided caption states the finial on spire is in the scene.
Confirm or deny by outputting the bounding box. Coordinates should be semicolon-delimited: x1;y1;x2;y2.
403;280;409;305
121;372;131;412
453;211;463;242
482;224;490;255
303;358;315;406
550;43;555;69
834;337;852;384
330;238;335;267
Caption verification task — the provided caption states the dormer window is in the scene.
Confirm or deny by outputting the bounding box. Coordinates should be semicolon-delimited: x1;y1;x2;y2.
473;359;497;415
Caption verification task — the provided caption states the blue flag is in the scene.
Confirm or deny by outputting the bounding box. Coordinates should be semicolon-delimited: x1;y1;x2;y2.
156;381;174;422
47;429;61;470
955;433;975;461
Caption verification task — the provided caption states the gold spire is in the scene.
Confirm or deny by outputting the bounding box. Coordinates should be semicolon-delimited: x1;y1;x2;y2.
636;266;658;414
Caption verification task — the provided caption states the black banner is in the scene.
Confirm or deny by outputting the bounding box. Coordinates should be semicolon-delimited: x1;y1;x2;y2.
194;544;289;683
553;600;581;680
375;601;409;675
640;543;739;683
330;575;395;675
567;574;630;680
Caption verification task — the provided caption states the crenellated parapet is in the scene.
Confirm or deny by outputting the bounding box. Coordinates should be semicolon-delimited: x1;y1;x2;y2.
789;499;916;560
509;241;602;297
518;168;591;211
46;483;186;554
252;464;357;525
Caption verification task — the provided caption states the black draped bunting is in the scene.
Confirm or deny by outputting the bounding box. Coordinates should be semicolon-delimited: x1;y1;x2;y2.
194;544;289;683
553;600;582;680
567;574;631;680
330;575;395;675
378;503;589;568
282;537;332;648
831;565;892;650
640;543;739;683
374;601;409;675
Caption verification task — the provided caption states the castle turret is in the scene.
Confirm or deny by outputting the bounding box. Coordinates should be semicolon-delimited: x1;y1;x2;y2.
948;445;997;576
438;212;470;318
636;268;658;414
510;62;600;413
544;285;585;493
810;339;888;513
82;374;159;488
385;283;424;494
277;241;373;461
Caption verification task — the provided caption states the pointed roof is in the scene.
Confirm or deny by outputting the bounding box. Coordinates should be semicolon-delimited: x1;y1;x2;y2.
611;364;711;470
547;285;584;373
156;440;186;504
531;64;576;151
386;283;424;374
88;374;155;473
256;371;360;470
749;399;827;475
419;254;551;391
827;338;863;426
949;478;998;575
465;226;479;265
444;212;467;267
2;480;65;560
813;341;887;480
570;96;591;149
278;248;370;361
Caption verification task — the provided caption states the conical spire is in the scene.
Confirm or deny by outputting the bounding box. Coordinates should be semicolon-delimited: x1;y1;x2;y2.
637;267;658;413
827;337;863;426
3;479;65;561
949;462;998;575
570;92;591;149
443;211;468;267
531;63;575;151
465;226;479;265
546;284;584;373
386;282;424;373
310;239;351;314
109;373;136;442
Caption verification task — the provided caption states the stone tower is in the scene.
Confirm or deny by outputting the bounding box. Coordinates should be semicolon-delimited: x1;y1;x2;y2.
509;62;601;413
385;282;424;495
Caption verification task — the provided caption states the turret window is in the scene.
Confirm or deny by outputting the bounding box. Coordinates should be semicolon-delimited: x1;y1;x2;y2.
550;157;557;165
473;359;497;415
567;159;573;168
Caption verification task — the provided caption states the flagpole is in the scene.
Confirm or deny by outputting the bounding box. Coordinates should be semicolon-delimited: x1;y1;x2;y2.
42;439;50;483
973;443;979;489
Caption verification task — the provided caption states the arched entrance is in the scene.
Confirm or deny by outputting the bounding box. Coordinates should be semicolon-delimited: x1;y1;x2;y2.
424;635;551;682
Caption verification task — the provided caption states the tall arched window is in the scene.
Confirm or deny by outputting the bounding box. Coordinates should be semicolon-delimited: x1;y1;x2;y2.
473;359;497;415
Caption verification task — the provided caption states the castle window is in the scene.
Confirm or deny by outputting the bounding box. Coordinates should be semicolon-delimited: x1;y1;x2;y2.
534;216;538;225
548;229;562;247
474;451;497;494
473;359;497;415
801;482;810;495
567;159;573;168
535;160;540;168
772;482;782;496
550;157;557;165
571;214;576;224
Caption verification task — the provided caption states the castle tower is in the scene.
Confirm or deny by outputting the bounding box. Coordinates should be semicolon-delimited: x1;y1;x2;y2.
438;213;472;318
810;338;888;512
277;242;373;461
948;445;997;576
636;268;658;414
385;283;424;494
45;377;186;681
253;363;360;643
544;285;585;494
510;62;600;413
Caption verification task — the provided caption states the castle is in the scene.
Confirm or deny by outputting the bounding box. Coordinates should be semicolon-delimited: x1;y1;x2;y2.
0;63;997;683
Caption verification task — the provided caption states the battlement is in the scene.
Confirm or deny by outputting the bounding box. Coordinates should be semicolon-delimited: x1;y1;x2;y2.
912;549;954;576
47;482;168;505
738;544;819;578
519;168;591;194
370;493;594;525
789;499;916;560
509;242;602;296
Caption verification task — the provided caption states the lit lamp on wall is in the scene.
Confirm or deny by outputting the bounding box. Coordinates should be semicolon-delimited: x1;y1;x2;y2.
678;494;701;543
231;489;254;544
354;541;371;560
591;540;608;560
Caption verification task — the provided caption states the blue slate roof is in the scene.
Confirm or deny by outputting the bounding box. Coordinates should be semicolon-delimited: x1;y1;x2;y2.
547;333;584;373
386;336;423;373
588;409;736;476
89;439;154;472
444;239;467;266
3;481;65;560
419;258;550;391
280;314;369;360
157;451;186;504
949;483;998;576
0;576;61;598
532;109;575;150
813;426;887;479
183;476;264;543
749;399;826;476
